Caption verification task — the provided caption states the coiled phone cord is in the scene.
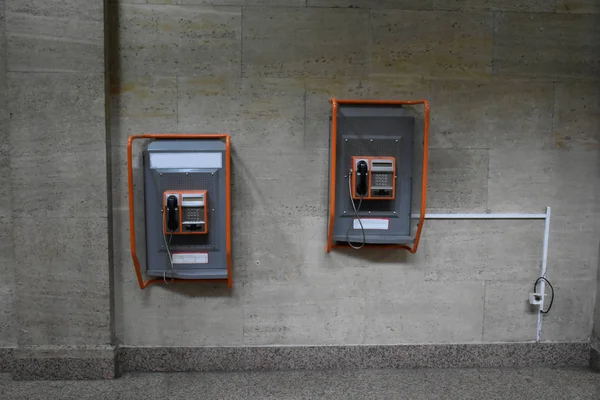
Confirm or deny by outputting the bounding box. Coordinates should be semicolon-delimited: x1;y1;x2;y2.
346;171;366;249
162;224;175;284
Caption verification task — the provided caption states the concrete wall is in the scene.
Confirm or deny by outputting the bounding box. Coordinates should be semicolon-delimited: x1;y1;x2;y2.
0;0;597;377
118;2;596;346
593;243;600;370
2;0;111;350
594;247;600;350
0;0;13;348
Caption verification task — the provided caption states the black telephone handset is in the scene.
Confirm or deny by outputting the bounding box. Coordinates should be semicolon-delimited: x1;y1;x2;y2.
166;195;179;232
356;160;368;197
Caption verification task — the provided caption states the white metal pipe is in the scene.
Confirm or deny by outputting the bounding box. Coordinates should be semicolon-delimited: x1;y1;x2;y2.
418;208;552;342
415;213;547;219
536;206;552;342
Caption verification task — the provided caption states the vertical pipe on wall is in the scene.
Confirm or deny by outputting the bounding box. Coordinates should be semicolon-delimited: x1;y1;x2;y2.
536;206;552;342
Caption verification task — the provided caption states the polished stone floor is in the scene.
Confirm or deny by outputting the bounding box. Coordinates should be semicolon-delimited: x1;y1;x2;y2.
2;367;599;399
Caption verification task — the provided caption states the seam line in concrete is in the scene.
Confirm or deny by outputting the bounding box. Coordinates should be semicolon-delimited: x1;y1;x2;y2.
485;148;490;212
491;11;498;75
367;9;372;77
550;80;557;136
482;280;487;342
176;76;180;127
302;79;307;149
240;6;244;79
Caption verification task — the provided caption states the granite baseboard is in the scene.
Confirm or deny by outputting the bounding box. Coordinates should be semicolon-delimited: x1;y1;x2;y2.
591;347;600;372
591;337;600;372
1;342;592;379
119;342;590;373
12;345;117;380
0;347;15;372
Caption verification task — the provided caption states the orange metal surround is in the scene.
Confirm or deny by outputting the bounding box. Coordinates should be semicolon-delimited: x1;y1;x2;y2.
128;134;232;289
163;190;209;235
326;99;430;254
350;156;396;200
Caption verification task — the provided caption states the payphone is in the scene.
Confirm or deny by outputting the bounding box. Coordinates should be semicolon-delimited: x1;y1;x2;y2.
128;134;232;289
326;99;429;253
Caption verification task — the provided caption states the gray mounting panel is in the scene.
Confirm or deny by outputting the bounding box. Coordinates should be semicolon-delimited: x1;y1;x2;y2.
331;105;415;244
143;140;228;279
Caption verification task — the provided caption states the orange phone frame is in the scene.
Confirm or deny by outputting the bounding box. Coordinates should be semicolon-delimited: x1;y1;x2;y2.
327;99;430;253
163;190;208;235
128;134;232;289
350;156;397;200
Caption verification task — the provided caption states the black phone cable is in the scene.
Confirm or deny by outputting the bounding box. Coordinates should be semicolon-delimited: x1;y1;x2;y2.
533;277;554;314
346;170;366;249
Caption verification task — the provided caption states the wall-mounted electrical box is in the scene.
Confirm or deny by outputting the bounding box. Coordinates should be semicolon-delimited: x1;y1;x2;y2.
326;99;429;253
128;134;232;289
